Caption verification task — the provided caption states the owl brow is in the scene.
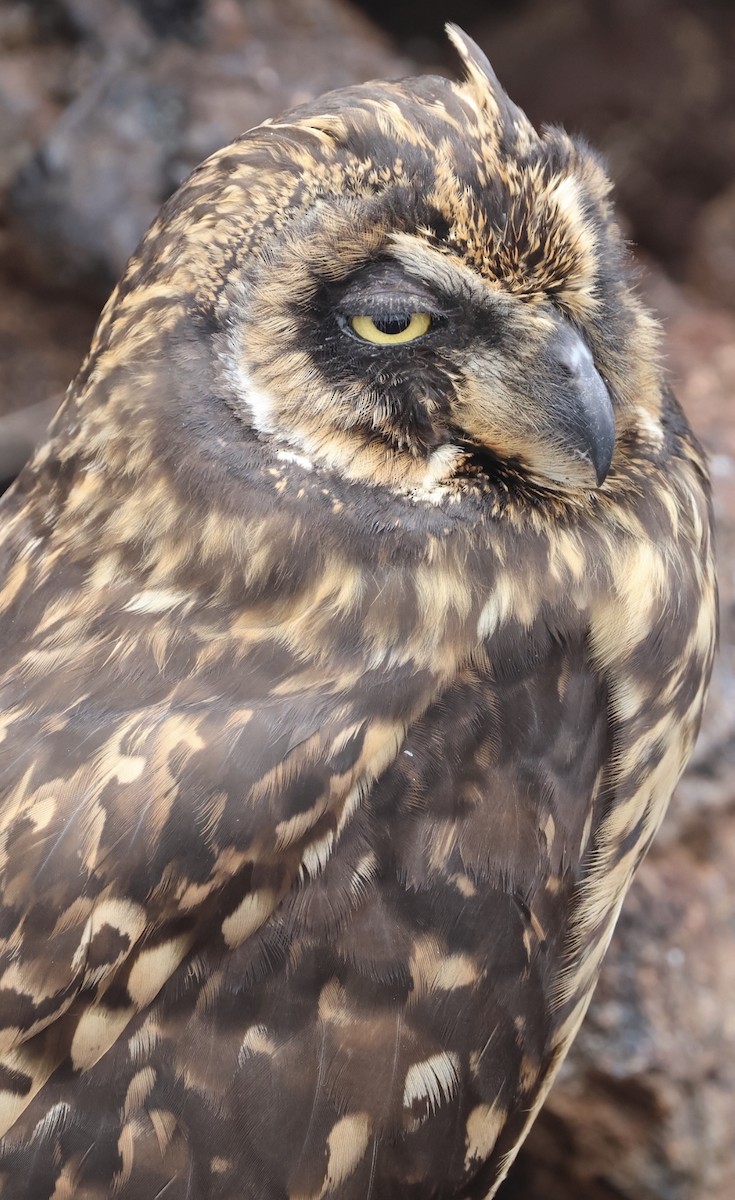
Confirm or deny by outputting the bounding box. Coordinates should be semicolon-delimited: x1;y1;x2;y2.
389;233;503;310
331;263;449;318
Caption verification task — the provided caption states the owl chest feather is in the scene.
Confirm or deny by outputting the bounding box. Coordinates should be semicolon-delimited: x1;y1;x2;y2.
0;435;714;1199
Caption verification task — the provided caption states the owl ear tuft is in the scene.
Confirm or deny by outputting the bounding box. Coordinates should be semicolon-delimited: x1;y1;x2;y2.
446;24;535;141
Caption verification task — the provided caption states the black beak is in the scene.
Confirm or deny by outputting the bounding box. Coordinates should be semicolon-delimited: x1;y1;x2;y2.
549;324;616;486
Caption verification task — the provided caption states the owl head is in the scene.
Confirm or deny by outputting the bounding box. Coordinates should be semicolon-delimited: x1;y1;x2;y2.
81;26;661;506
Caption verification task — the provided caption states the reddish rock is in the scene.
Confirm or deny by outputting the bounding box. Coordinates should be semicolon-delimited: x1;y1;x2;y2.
689;182;735;311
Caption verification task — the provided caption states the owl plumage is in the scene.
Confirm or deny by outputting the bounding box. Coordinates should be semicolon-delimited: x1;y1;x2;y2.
0;26;716;1200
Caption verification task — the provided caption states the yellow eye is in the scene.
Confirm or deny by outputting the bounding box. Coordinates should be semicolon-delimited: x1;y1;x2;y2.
349;312;432;345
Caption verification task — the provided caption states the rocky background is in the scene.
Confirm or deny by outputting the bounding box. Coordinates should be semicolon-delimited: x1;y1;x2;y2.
0;1;733;1197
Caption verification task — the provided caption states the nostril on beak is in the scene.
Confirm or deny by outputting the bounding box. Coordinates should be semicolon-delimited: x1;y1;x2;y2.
555;336;595;380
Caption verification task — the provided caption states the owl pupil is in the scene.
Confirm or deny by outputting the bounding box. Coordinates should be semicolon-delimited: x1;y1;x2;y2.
374;315;411;335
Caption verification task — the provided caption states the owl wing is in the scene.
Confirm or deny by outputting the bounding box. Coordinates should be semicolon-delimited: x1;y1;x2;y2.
182;627;613;1198
22;621;613;1199
0;544;437;1136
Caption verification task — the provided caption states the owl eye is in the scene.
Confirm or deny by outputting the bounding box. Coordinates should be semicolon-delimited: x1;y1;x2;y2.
349;312;432;345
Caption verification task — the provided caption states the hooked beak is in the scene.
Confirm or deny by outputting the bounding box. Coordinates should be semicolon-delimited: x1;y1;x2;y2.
547;323;615;487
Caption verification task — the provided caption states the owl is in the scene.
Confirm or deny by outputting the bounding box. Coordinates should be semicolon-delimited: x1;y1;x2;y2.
0;25;716;1200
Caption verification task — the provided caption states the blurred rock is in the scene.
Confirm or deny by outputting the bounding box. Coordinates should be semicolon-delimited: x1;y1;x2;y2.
0;397;56;489
664;308;735;835
3;0;409;298
689;183;735;310
0;266;96;490
0;268;94;417
0;1;76;194
505;831;735;1200
8;60;186;293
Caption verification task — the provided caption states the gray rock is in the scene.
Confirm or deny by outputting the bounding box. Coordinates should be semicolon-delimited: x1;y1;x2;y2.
6;0;409;297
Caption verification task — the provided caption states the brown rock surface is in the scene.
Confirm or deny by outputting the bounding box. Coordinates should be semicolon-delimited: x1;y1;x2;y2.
689;183;735;319
0;272;95;486
505;832;735;1200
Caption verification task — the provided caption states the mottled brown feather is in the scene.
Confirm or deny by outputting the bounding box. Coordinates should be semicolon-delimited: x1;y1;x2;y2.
0;26;716;1200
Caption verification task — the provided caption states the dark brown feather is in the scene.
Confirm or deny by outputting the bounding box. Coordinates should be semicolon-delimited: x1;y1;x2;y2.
0;27;716;1200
